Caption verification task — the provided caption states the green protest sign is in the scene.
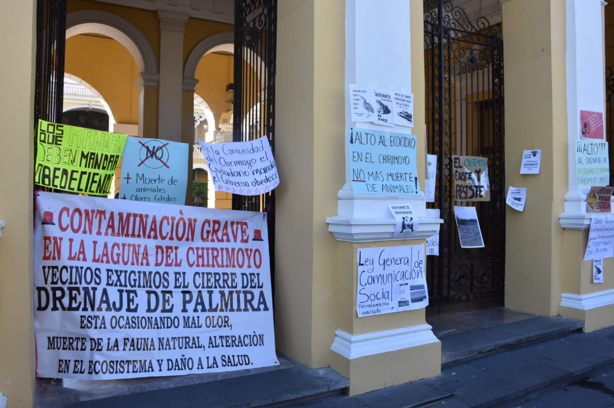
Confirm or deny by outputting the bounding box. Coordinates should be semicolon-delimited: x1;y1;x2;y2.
34;120;127;196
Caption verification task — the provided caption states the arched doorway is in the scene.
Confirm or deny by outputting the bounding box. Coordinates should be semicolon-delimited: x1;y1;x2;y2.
66;10;159;137
63;74;115;131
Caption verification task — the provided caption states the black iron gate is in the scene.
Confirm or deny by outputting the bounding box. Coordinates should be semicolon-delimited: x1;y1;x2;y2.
232;0;277;272
35;0;67;126
424;0;505;308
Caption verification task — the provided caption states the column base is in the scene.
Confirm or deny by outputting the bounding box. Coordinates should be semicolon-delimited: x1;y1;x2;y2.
330;325;441;396
561;289;614;332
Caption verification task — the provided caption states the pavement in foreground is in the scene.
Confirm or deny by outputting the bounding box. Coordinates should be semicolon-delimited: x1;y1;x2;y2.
298;325;614;408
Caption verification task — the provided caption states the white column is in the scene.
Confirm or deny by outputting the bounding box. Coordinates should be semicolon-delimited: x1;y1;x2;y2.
157;10;189;142
327;0;441;241
560;0;607;229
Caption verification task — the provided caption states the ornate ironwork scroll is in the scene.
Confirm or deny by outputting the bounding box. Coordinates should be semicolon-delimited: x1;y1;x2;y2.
424;0;505;308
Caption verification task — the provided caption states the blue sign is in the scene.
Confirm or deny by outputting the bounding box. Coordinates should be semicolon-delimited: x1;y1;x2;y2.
349;127;421;196
119;137;189;205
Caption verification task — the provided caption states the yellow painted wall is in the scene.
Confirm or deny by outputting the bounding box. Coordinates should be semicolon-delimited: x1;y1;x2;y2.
184;18;233;64
0;1;36;406
68;0;160;62
65;34;140;125
412;0;426;199
275;0;342;367
503;0;567;316
194;53;234;127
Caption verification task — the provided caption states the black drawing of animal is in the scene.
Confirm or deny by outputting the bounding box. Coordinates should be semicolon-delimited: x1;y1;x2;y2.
398;111;413;122
596;265;602;276
377;100;391;114
400;216;414;233
359;95;374;117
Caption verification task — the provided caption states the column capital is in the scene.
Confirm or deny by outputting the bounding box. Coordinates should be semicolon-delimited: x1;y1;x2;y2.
136;72;160;89
157;10;189;34
182;76;199;92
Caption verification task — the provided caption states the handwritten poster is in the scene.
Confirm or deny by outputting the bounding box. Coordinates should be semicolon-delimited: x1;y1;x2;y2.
350;127;421;196
426;208;440;256
35;120;127;196
520;150;541;175
34;192;279;379
580;110;605;140
356;245;428;317
350;85;377;123
454;206;485;249
584;215;614;261
594;259;604;283
587;186;614;213
120;137;188;205
393;92;414;128
199;136;279;196
506;186;527;212
452;156;490;202
424;154;437;203
576;141;610;187
388;204;418;237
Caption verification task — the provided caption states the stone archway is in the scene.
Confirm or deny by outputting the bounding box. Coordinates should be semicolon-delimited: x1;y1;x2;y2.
67;10;159;136
63;73;116;129
66;10;158;76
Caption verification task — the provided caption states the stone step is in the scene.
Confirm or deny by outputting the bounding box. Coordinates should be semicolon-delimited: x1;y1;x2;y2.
42;364;348;408
295;325;614;408
441;316;584;367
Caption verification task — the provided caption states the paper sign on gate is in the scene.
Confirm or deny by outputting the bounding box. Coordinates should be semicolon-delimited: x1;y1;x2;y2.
452;156;490;202
34;120;127;196
356;245;428;317
389;204;418;237
350;85;377;123
199;136;279;196
506;186;527;212
426;208;440;256
120;137;188;205
576;141;610;187
424;154;437;203
520;150;541;174
584;215;614;261
587;186;614;213
349;127;421;196
393;92;414;128
454;206;485;248
594;259;604;283
580;110;605;140
34;192;279;379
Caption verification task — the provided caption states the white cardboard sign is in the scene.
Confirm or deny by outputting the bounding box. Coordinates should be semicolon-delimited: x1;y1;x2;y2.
199;136;279;196
506;186;527;212
424;154;437;203
356;245;428;317
426;208;440;256
373;89;394;126
34;192;279;379
520;150;541;174
393;92;414;128
350;85;377;123
584;215;614;261
389;204;418;237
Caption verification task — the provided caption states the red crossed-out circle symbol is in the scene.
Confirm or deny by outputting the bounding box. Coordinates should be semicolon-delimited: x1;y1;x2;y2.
138;140;170;169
